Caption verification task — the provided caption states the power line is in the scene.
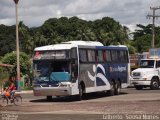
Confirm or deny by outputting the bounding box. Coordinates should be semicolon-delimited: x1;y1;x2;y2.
147;6;160;48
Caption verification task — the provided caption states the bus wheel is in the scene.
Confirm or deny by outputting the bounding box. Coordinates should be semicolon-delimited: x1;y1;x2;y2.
107;80;115;96
150;78;159;90
114;81;121;95
78;85;84;101
46;96;52;101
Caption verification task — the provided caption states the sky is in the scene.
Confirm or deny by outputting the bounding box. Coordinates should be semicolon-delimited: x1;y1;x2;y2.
0;0;160;32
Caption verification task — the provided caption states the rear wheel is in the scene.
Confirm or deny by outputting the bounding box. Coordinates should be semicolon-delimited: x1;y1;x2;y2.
107;80;115;96
150;78;159;90
0;96;8;107
114;81;121;95
78;84;85;101
14;95;22;106
46;96;52;101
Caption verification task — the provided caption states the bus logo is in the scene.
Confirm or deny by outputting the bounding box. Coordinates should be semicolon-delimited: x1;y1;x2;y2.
87;64;109;86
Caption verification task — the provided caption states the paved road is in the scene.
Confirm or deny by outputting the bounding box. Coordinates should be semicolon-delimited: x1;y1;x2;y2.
0;88;160;120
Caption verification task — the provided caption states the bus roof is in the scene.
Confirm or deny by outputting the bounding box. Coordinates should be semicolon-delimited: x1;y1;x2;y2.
96;45;128;50
34;41;103;51
63;41;103;46
34;41;128;51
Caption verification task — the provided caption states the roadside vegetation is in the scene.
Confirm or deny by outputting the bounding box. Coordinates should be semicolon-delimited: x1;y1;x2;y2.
0;16;160;88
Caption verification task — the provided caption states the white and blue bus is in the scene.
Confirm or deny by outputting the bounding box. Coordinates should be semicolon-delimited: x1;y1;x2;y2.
33;41;130;101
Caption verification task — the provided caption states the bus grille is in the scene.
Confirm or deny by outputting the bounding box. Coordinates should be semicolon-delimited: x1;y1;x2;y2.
133;72;141;77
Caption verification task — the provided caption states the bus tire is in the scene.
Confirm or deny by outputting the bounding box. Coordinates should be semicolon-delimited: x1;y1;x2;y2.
114;80;121;95
78;85;83;100
150;78;159;90
46;96;52;101
78;83;85;101
107;80;115;96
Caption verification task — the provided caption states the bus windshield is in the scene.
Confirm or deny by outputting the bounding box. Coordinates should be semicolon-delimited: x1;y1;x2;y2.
33;61;71;82
140;60;155;68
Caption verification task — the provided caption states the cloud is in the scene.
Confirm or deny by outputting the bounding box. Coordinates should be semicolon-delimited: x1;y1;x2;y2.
0;0;159;31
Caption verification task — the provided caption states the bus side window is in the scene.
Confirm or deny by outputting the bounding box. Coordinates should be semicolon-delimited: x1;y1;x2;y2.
87;50;96;62
104;51;106;61
71;48;77;59
119;50;125;62
97;50;104;62
79;49;88;62
105;50;111;62
124;51;129;63
71;61;78;81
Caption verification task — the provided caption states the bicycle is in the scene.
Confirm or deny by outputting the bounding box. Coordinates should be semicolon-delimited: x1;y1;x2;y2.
0;91;22;107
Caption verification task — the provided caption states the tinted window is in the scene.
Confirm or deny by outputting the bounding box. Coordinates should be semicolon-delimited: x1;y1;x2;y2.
105;50;111;62
119;50;126;62
79;49;88;62
71;48;77;59
156;61;160;68
111;50;118;62
124;51;129;62
88;50;96;62
140;60;154;68
97;50;104;62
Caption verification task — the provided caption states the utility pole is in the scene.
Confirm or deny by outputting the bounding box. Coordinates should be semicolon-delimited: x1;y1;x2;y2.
13;0;21;91
147;7;160;48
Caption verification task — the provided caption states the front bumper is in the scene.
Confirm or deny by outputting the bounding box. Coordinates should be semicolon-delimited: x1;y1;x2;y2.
131;80;151;86
33;87;72;96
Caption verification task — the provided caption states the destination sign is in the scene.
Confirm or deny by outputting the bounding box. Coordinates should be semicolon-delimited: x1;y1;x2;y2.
33;51;69;60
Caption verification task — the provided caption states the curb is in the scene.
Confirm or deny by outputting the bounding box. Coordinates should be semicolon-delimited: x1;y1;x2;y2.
0;90;33;94
16;90;33;94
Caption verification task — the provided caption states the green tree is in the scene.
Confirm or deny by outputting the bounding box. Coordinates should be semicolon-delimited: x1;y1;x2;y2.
0;16;136;56
0;66;10;91
92;17;129;46
2;52;31;77
19;21;34;55
131;24;160;53
0;25;16;56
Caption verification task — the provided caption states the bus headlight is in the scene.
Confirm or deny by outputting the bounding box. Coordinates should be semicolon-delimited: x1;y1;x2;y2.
59;82;71;87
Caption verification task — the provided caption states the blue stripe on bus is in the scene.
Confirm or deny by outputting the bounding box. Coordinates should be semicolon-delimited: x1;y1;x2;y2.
96;46;128;50
96;65;107;86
